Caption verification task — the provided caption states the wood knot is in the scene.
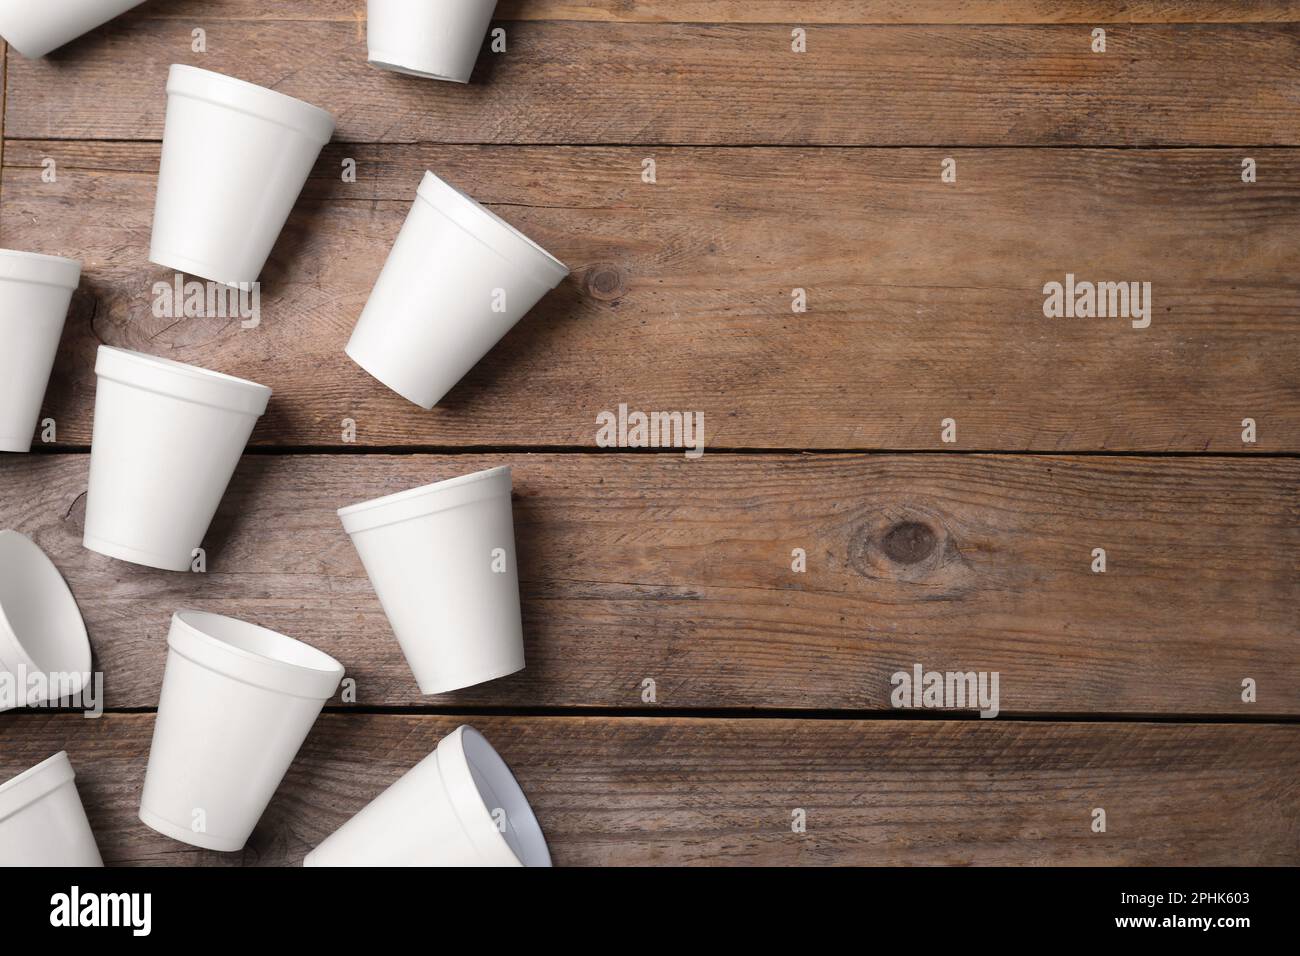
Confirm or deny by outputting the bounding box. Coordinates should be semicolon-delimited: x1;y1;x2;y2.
847;507;973;595
585;263;626;302
881;521;937;565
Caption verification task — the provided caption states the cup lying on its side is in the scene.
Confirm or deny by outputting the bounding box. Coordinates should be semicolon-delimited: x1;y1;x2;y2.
346;170;569;409
0;249;81;454
83;345;271;572
0;530;93;711
150;64;335;289
139;610;344;852
339;466;525;695
304;725;550;866
0;752;104;867
367;0;499;84
0;0;145;59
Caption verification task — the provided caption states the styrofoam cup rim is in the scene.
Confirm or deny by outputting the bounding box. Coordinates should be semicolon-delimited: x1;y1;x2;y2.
94;345;271;417
445;726;552;867
168;609;344;700
338;465;511;533
416;171;569;288
0;248;82;290
166;64;335;145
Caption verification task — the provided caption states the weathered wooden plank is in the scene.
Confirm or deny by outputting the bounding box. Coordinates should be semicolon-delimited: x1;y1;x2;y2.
1;452;1294;714
117;1;1300;24
0;39;6;184
509;0;1300;21
5;19;1298;144
1;713;1294;865
2;141;1296;451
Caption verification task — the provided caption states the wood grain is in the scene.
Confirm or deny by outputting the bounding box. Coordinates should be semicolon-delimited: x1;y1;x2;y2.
120;1;1300;24
1;452;1294;714
1;713;1294;865
5;17;1298;145
2;0;1296;871
3;142;1296;451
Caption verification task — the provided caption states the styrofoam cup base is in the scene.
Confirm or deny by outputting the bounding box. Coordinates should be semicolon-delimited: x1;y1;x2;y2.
366;54;468;83
366;0;498;84
145;251;258;294
81;534;191;574
0;0;146;59
415;659;524;698
137;805;245;853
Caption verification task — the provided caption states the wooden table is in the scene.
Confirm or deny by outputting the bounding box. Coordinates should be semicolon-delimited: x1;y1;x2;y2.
0;1;1296;866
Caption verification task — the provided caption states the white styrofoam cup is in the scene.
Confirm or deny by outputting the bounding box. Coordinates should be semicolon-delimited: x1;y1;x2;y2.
304;725;550;867
0;249;81;453
367;0;498;84
339;466;525;695
0;752;103;867
139;610;344;852
150;64;335;289
345;170;568;409
0;530;92;711
0;0;145;59
83;345;271;572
